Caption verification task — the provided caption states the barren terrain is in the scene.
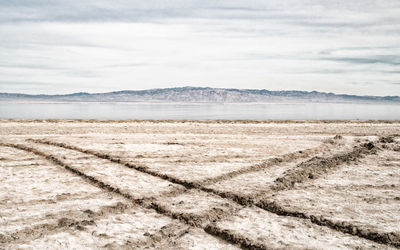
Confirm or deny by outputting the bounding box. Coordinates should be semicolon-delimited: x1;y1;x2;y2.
0;120;399;249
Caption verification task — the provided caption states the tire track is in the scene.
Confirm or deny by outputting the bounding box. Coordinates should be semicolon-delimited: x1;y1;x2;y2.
201;138;341;185
255;200;400;248
126;223;191;249
0;142;138;202
24;138;333;205
199;182;400;247
2;191;107;207
270;141;378;192
27;139;204;189
0;142;264;250
204;224;267;250
28;137;341;189
0;201;131;245
25;139;397;247
0;217;96;245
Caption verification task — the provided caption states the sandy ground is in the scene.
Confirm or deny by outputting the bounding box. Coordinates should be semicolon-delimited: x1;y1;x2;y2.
0;120;399;249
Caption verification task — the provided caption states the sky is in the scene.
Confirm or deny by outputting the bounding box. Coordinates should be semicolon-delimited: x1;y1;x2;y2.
0;0;399;96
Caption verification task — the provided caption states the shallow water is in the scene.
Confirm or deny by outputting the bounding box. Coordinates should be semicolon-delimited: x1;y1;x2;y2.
0;103;399;120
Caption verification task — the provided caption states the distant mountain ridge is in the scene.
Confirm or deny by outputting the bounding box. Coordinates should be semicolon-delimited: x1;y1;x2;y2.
1;87;399;103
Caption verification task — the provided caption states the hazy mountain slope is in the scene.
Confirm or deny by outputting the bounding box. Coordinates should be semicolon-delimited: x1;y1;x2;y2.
1;87;399;103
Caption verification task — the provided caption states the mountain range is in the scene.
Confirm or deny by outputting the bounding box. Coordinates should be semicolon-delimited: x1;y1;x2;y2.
1;87;399;103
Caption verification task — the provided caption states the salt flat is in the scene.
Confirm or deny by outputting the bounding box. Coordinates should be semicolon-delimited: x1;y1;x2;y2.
0;120;399;249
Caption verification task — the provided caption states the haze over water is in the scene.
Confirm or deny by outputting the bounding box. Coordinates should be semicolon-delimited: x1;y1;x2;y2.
1;103;399;120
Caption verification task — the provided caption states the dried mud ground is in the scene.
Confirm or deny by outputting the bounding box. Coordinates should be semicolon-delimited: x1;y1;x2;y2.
0;120;399;249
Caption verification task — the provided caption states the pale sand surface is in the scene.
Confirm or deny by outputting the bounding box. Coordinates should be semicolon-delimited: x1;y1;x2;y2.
0;120;399;249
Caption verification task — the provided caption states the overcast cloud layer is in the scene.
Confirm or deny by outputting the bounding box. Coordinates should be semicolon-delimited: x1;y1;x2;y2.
0;0;399;95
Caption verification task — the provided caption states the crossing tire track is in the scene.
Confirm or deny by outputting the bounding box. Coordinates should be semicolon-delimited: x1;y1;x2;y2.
24;139;398;248
0;142;264;249
201;138;342;185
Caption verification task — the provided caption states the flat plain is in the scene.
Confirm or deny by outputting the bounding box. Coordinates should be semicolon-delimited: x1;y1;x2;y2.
0;120;399;249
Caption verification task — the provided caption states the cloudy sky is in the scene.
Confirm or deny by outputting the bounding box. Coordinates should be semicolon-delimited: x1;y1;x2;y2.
0;0;399;95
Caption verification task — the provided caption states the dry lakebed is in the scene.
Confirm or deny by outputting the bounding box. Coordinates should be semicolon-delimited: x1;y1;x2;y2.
0;120;399;249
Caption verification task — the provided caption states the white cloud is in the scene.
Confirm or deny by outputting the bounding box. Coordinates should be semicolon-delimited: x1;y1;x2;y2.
0;0;399;95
